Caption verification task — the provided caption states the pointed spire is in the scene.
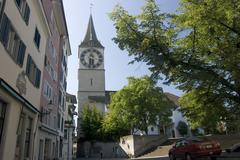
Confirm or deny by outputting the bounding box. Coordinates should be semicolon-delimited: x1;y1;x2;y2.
80;14;104;48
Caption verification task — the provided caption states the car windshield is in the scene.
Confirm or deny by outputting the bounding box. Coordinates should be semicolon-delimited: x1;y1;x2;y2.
186;137;206;143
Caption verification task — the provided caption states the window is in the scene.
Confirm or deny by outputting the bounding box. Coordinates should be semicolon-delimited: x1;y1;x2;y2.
24;118;32;158
0;14;26;67
61;117;64;132
26;55;41;88
59;90;62;107
0;0;3;13
63;79;67;91
15;114;33;159
52;142;55;157
15;113;25;160
58;113;60;129
15;0;30;24
0;100;6;144
45;55;57;81
0;14;10;47
38;140;44;160
34;28;41;49
64;129;67;139
49;41;56;63
43;81;52;100
23;3;30;24
151;127;154;132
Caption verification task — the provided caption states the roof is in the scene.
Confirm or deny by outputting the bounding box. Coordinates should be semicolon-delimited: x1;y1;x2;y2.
164;92;180;107
79;14;104;48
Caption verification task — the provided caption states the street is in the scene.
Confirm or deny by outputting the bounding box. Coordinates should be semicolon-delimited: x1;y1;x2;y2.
76;157;169;160
76;156;240;160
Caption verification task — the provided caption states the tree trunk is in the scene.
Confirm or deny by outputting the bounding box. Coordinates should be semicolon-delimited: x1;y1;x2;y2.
145;128;148;135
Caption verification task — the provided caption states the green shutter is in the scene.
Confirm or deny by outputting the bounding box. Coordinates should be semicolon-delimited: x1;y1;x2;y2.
35;69;41;88
26;55;31;76
0;14;11;47
15;0;21;7
23;3;30;24
17;41;26;67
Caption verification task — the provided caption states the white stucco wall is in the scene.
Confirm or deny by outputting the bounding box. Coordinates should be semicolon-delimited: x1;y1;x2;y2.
171;107;189;137
0;0;49;109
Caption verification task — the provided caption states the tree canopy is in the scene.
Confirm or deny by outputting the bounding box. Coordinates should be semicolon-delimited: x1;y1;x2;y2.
110;0;240;111
177;121;188;136
179;89;227;133
102;76;173;135
81;105;104;141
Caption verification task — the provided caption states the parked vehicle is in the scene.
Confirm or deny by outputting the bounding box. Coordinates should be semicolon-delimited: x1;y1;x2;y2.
214;143;240;159
226;143;240;153
169;137;222;160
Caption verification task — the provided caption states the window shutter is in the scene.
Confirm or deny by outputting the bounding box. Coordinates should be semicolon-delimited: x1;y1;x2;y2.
26;55;31;76
15;0;21;7
17;41;26;67
23;3;30;24
35;69;41;88
34;28;40;49
37;33;41;48
0;14;11;47
44;55;47;66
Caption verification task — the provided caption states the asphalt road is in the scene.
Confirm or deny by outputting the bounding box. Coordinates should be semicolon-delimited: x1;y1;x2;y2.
76;157;169;160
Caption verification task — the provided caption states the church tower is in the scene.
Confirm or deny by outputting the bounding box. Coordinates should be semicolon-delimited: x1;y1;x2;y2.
77;14;105;137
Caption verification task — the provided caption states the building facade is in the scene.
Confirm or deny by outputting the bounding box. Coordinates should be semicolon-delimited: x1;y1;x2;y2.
63;93;77;160
0;0;50;159
0;0;71;159
38;0;71;159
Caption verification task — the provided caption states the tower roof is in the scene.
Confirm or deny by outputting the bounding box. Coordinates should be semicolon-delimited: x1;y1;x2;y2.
80;14;104;48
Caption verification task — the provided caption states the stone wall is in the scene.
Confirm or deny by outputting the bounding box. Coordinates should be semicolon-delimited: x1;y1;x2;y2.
79;141;128;158
119;135;167;157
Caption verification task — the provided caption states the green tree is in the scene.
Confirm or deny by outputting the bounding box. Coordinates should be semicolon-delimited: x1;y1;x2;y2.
179;90;227;133
110;0;240;111
81;105;103;141
102;76;173;135
177;121;188;136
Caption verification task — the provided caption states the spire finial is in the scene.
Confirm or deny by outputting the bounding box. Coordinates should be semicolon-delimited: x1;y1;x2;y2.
90;3;94;14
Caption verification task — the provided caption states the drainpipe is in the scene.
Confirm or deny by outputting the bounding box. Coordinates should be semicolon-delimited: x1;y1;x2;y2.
31;114;40;160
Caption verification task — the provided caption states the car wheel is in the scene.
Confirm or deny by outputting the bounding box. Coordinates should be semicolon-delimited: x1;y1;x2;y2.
169;153;176;160
185;153;193;160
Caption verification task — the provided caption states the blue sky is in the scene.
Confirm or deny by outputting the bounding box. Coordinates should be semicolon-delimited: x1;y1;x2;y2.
63;0;183;96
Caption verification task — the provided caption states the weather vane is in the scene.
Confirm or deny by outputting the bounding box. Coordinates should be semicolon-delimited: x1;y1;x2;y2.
90;3;94;14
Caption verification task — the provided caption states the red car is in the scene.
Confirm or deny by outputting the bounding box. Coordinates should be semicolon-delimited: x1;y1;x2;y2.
169;137;222;160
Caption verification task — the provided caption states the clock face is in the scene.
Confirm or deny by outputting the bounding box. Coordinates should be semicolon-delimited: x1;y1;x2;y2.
80;49;103;68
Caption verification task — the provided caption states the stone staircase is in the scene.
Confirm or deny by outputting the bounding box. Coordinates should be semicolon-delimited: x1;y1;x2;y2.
139;140;174;158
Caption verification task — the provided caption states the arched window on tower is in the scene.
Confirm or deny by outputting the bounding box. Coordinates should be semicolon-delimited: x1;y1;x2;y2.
89;54;94;66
